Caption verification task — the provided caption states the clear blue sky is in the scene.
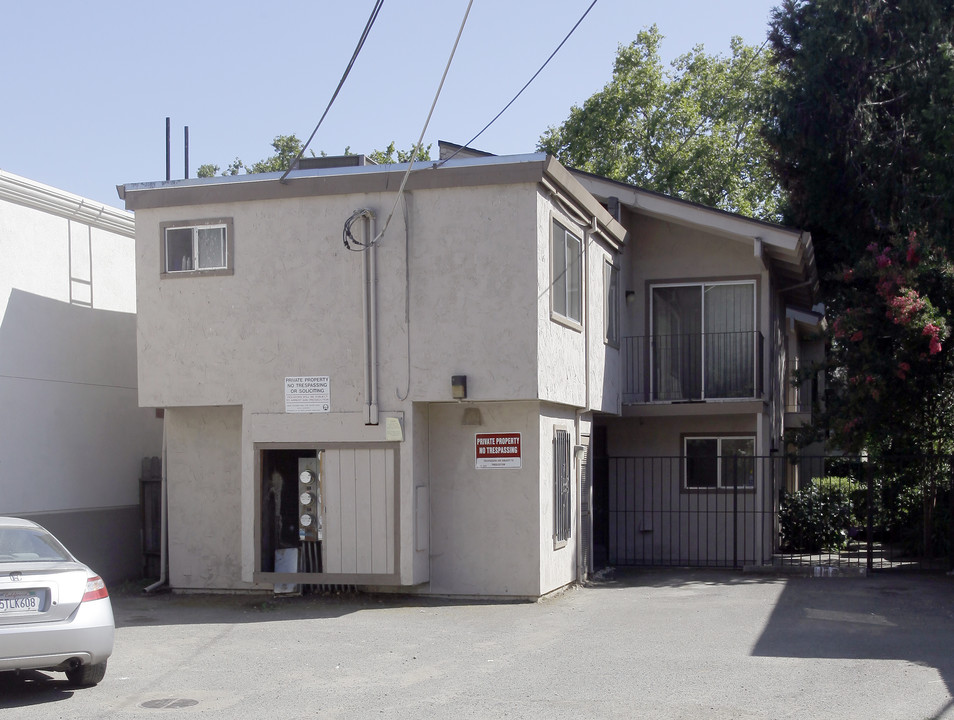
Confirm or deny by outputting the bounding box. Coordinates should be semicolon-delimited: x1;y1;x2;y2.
1;0;781;209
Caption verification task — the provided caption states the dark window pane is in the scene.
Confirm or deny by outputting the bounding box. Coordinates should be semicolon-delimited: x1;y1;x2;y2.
685;439;718;488
165;228;193;271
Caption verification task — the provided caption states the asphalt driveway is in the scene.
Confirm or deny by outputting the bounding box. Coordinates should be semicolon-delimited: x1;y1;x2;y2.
1;569;952;719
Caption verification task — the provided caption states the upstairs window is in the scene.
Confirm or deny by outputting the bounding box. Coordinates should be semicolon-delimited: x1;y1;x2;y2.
161;219;233;276
551;220;582;326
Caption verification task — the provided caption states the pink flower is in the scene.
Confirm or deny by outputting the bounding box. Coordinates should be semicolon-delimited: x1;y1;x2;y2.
850;330;864;342
843;268;855;282
886;289;926;325
899;361;911;372
832;317;845;339
876;251;892;268
923;323;943;355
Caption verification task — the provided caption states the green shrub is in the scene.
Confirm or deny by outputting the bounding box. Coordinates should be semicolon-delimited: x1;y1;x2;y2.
779;480;854;552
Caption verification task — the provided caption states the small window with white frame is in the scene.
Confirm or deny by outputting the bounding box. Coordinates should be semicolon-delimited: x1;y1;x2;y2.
161;219;233;276
551;219;583;326
684;435;756;490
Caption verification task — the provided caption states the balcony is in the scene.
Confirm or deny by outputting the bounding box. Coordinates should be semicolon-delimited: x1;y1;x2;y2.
621;331;763;404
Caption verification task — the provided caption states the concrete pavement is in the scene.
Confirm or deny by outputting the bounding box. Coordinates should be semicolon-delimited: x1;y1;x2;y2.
1;569;952;719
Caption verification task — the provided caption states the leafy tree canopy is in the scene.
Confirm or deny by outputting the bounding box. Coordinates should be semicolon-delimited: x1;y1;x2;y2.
768;0;954;455
197;136;430;178
767;0;954;273
538;25;781;221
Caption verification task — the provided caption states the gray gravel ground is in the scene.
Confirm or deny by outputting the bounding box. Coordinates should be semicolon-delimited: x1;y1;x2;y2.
1;568;952;719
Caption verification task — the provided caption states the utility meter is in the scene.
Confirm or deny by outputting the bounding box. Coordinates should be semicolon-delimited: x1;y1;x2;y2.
297;465;321;542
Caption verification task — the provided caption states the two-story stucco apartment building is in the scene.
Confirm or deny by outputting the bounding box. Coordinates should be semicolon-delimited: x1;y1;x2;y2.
117;144;820;598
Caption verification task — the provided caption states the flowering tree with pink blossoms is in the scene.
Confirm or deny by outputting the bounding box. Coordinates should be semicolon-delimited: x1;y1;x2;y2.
803;231;954;455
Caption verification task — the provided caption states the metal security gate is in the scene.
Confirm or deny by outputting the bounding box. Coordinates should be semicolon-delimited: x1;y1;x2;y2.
606;456;778;568
601;454;954;571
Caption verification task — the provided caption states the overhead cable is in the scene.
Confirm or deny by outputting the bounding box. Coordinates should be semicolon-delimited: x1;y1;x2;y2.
280;0;385;183
438;0;599;167
358;0;474;249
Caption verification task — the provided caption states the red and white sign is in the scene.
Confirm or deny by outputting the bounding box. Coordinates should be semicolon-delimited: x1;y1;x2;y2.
475;432;522;469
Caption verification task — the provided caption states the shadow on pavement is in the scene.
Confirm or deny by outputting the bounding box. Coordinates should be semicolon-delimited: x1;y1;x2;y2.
110;585;513;629
0;671;76;709
749;573;954;699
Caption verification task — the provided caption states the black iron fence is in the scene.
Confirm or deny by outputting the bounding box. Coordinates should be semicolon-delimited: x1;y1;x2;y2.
605;454;953;572
621;331;764;404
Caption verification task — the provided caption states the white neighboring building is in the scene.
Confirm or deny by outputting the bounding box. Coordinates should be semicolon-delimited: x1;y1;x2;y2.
0;170;163;582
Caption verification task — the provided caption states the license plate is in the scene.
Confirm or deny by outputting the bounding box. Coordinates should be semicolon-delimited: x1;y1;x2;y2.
0;590;41;613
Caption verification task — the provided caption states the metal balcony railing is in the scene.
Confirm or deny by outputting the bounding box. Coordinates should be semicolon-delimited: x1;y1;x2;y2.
621;331;763;404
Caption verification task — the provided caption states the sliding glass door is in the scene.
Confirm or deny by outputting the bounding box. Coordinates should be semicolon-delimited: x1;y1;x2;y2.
651;282;755;400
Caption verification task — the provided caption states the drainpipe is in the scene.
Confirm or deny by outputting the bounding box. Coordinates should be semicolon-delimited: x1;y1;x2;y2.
575;218;596;583
358;210;380;425
144;417;168;593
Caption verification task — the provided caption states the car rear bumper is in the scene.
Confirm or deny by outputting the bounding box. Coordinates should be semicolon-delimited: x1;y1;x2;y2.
0;596;114;672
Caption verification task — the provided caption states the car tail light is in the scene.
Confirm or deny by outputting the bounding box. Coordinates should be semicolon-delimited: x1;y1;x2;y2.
82;575;109;602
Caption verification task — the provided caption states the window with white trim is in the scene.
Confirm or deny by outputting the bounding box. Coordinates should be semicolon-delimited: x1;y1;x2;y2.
554;428;572;545
684;436;755;489
161;219;233;276
551;220;582;325
604;260;619;346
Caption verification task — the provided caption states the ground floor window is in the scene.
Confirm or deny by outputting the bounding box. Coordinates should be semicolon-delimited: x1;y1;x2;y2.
684;436;755;490
554;429;572;545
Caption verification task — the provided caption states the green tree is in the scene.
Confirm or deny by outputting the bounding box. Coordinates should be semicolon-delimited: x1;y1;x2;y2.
196;136;430;177
538;25;781;221
767;0;954;275
367;141;432;165
767;1;954;455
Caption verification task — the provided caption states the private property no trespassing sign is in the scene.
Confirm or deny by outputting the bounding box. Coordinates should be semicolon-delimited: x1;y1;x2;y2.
475;432;521;469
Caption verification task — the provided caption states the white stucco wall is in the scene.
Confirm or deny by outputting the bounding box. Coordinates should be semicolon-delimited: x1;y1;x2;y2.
0;173;162;515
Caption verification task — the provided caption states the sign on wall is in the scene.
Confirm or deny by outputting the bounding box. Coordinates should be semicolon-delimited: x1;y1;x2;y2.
475;432;522;469
284;376;331;413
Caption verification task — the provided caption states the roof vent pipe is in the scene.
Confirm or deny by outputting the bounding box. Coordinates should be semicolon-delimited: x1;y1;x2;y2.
165;117;171;182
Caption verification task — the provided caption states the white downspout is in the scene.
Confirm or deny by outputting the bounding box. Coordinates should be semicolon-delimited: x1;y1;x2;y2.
361;210;380;425
575;219;595;583
144;418;168;593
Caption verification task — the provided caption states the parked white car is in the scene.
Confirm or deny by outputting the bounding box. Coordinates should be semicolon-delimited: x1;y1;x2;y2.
0;517;114;686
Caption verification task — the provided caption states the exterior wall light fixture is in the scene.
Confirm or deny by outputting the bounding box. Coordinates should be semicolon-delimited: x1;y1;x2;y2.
451;375;467;400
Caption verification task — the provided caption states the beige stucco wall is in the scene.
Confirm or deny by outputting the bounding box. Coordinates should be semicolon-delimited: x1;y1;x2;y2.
623;214;768;339
165;405;254;591
426;401;542;597
424;399;579;598
133;182;554;411
537;403;580;594
619;214;777;454
130;169;614;595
